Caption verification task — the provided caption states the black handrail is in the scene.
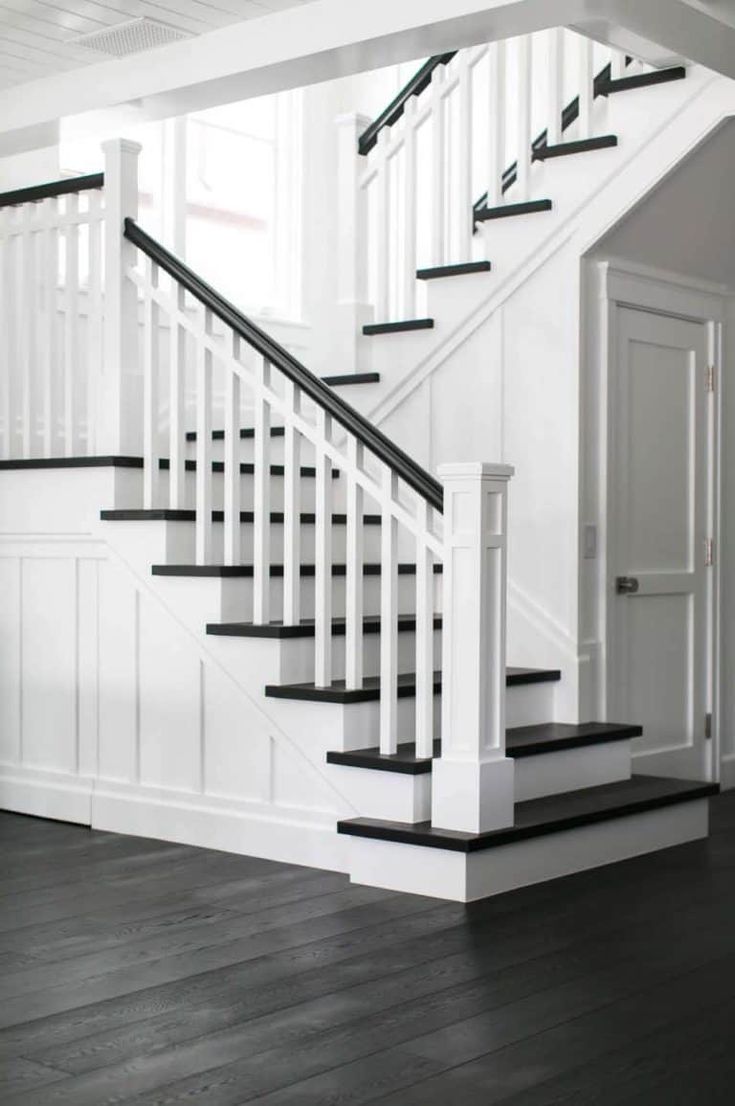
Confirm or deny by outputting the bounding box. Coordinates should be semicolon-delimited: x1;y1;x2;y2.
358;53;456;156
124;218;444;513
0;173;104;210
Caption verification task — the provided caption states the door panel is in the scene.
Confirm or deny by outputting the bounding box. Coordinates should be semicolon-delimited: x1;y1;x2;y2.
610;306;711;780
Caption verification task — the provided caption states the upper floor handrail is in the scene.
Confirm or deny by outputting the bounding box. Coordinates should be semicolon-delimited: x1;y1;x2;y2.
358;52;456;156
124;217;444;512
0;173;104;210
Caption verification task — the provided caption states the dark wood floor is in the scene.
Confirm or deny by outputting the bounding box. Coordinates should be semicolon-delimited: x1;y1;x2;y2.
1;797;735;1105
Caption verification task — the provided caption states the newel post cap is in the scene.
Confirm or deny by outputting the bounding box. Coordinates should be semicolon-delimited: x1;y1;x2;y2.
437;462;515;481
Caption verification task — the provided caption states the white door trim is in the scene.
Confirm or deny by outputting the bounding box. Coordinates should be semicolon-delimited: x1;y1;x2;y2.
593;259;725;782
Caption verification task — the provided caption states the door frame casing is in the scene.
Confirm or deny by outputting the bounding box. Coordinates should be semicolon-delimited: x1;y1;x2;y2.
588;259;726;782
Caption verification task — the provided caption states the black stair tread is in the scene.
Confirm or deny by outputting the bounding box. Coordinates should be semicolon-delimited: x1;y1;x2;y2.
326;721;643;774
363;319;434;336
158;459;339;478
153;562;444;578
597;66;686;97
416;260;492;280
186;427;286;442
207;614;443;638
265;666;561;703
532;134;618;161
0;456;145;470
475;198;552;222
100;509;382;525
322;372;380;386
337;775;719;853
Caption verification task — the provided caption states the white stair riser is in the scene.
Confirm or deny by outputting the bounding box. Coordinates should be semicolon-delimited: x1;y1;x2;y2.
155;470;347;513
263;679;556;755
326;739;632;823
346;800;710;901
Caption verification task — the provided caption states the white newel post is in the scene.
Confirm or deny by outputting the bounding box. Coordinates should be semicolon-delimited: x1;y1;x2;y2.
432;462;515;834
100;138;141;455
335;113;372;374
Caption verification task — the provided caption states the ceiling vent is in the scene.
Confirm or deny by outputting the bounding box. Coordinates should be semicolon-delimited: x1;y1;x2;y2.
72;17;190;58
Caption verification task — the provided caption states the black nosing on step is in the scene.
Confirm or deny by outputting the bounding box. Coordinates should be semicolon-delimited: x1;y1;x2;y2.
154;562;443;580
321;372;381;386
185;427;286;442
159;459;339;479
325;721;642;775
207;614;443;640
265;666;559;704
101;509;382;526
475;199;553;223
362;319;434;336
0;456;144;470
416;261;492;281
597;66;686;97
532;134;618;161
337;776;719;853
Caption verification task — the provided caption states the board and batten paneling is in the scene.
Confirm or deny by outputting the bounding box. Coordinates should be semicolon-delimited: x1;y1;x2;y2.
0;536;346;870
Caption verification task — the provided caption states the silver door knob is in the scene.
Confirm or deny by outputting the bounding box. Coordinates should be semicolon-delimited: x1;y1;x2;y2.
616;576;639;595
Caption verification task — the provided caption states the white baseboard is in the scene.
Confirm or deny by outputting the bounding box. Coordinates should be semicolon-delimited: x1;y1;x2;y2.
0;764;93;824
720;755;735;791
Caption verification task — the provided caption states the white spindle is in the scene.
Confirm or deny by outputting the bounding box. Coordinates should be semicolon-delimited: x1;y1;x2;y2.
431;65;447;265
0;211;9;458
40;199;58;458
63;194;80;456
282;380;301;625
547;28;564;146
143;256;160;509
314;409;332;685
253;356;271;623
379;467;399;755
487;40;506;208
402;99;418;318
611;48;626;81
223;333;242;566
336;113;371;375
432;463;514;833
516;36;532;202
375;128;391;321
457;51;474;260
195;306;213;565
86;191;103;455
345;436;364;690
414;499;435;759
168;284;186;509
19;204;33;458
578;36;594;139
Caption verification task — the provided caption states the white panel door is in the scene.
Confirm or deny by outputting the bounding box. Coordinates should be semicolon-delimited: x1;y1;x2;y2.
609;306;713;780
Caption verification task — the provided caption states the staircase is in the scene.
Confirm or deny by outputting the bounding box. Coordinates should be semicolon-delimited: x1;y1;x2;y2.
0;31;721;902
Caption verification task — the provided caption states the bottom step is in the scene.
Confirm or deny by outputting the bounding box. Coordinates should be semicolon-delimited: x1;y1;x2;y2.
339;776;717;902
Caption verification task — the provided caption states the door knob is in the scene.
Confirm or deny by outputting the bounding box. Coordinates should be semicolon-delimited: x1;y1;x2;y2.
616;576;639;595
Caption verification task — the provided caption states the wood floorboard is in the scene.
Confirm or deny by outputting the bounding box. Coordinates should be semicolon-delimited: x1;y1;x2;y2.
0;794;732;1105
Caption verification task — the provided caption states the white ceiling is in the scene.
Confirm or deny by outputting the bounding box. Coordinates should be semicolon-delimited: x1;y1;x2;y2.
0;0;316;91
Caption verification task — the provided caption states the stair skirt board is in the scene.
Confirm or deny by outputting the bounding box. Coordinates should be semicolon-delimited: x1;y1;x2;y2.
327;739;633;823
344;798;710;901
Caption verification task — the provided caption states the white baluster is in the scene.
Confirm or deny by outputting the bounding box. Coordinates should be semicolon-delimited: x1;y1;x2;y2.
168;284;186;509
40;199;58;458
314;409;332;685
457;51;474;261
143;256;160;509
345;436;364;690
86;190;103;455
487;40;507;208
432;463;515;833
578;36;594;139
19;203;34;458
335;112;371;375
414;498;435;759
63;194;80;456
223;334;242;566
379;468;399;755
547;28;564;147
282;379;301;625
195;306;213;564
431;65;447;265
611;47;626;81
253;356;271;624
375;127;391;322
516;36;532;203
101;138;141;456
402;99;418;319
0;211;10;458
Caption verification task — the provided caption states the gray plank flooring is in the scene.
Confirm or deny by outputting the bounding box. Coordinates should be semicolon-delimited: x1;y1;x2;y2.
1;795;734;1104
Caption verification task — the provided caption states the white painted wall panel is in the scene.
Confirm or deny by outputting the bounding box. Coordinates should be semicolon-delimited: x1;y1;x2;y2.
202;662;270;802
0;557;21;764
97;557;138;783
77;556;100;779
